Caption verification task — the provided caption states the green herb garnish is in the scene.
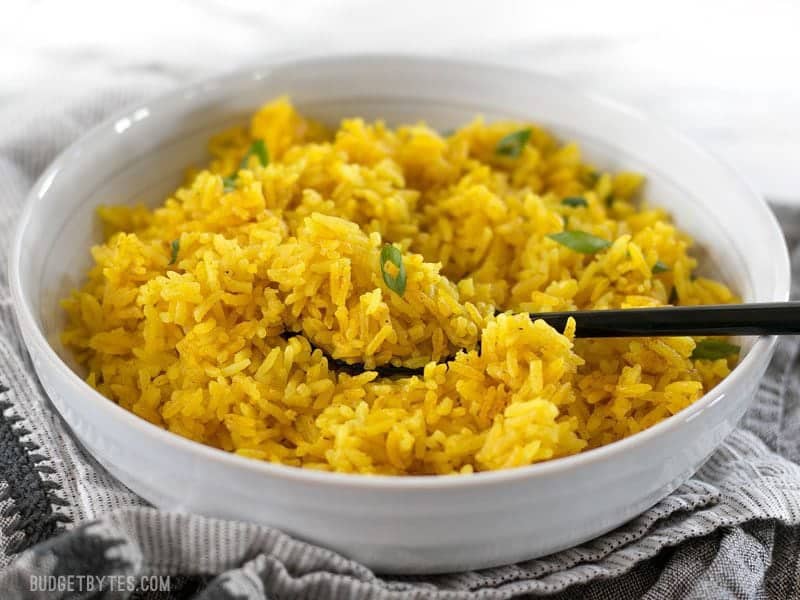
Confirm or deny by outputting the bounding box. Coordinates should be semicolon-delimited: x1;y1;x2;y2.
562;197;588;208
380;244;407;297
581;171;600;187
222;175;237;192
691;340;740;360
220;139;269;193
240;139;269;169
169;239;180;265
495;128;532;158
652;260;670;274
547;231;612;254
605;195;615;208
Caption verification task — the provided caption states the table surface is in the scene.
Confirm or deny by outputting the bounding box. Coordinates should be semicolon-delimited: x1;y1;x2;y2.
3;0;799;202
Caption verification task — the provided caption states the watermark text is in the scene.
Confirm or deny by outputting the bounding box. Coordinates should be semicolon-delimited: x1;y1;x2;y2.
30;575;171;593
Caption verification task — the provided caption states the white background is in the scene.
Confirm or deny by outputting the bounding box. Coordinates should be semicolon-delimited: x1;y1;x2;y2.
3;0;799;202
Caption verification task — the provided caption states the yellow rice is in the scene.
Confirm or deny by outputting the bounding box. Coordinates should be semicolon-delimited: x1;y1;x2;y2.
61;97;738;475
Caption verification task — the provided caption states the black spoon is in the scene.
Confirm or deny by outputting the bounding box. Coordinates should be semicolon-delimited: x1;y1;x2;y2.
285;302;800;378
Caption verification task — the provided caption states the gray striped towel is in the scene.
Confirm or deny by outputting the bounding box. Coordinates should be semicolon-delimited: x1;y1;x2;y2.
1;82;799;600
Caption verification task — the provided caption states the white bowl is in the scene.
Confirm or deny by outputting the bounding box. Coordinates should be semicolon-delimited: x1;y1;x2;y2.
9;55;790;574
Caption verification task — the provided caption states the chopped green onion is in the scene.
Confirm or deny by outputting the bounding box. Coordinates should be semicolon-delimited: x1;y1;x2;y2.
495;128;532;158
221;140;270;193
691;340;740;360
561;197;588;208
222;175;237;192
652;260;670;274
547;231;611;254
380;244;407;297
240;139;269;169
605;195;615;208
169;239;180;265
581;171;600;187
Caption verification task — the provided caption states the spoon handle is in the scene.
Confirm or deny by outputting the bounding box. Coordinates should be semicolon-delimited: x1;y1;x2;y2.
531;302;800;338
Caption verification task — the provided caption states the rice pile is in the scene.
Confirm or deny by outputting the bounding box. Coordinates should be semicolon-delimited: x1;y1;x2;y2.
62;97;738;475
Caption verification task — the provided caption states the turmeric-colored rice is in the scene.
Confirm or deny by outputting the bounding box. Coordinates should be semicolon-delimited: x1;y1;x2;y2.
61;97;738;475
